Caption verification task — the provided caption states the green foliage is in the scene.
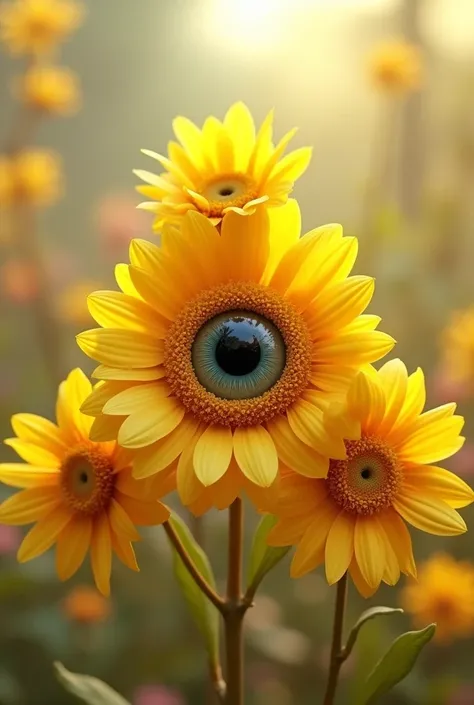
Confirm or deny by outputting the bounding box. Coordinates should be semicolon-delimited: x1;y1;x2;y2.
167;512;220;668
346;606;404;655
356;624;436;705
246;514;290;597
54;663;130;705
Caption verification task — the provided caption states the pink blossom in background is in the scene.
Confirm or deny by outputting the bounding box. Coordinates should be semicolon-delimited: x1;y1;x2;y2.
96;192;149;257
0;524;21;554
450;685;474;705
45;249;78;289
133;685;185;705
431;364;471;404
448;443;474;478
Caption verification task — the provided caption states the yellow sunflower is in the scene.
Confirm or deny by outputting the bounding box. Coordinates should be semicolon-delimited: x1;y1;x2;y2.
77;202;394;514
0;369;171;595
401;553;474;644
134;102;312;230
268;359;472;596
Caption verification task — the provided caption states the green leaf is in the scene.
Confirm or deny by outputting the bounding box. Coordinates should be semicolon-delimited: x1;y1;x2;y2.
357;623;436;705
246;514;290;597
54;663;130;705
167;511;220;667
346;606;404;655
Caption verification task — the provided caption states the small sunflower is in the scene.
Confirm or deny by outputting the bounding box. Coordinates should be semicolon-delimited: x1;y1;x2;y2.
135;102;312;230
368;40;422;94
401;553;474;644
268;360;473;596
439;306;474;394
0;369;171;595
77;202;394;514
0;0;83;56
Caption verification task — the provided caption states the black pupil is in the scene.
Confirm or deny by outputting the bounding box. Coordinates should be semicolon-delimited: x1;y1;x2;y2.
79;471;89;484
215;318;262;376
219;187;234;197
361;467;372;480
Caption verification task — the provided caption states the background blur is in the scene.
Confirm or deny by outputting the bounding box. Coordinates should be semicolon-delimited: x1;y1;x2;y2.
1;0;474;703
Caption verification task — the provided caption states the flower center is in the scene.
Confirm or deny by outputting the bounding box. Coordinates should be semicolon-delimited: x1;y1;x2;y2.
60;444;115;515
164;282;311;427
326;437;401;515
198;174;259;217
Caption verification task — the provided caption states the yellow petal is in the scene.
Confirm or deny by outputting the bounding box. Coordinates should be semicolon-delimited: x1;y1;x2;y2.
223;102;255;171
56;368;93;441
92;365;166;382
377;359;408;434
17;505;72;562
4;439;60;468
177;428;205;505
267;514;314;546
388;367;425;442
55;515;92;581
325;512;355;585
77;329;164;369
0;486;61;524
233;425;278;487
11;413;67;458
118;397;185;448
354;516;385;589
376;517;400;586
132;416;199;478
305;276;375;336
172;115;209;170
108;498;141;541
397;416;465;464
313;330;395;365
403;465;474;509
378;508;416;577
112;533;139;572
115;263;140;298
349;557;378;598
290;503;338;578
258;127;298;185
89;414;124;442
102;381;171;415
129;264;185;321
261;199;301;285
168;141;202;184
91;513;112;596
287;400;346;459
0;463;59;488
309;364;357;394
193;425;233;486
347;370;386;434
248;109;273;178
88;291;168;337
115;492;170;526
266;414;329;478
393;493;467;536
80;381;133;416
220;206;270;284
115;467;157;500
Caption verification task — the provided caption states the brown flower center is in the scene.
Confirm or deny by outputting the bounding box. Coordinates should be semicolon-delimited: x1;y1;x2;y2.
327;436;401;515
60;444;115;515
197;174;259;217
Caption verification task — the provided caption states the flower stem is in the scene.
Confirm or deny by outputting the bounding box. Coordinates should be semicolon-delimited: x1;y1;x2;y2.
323;573;348;705
224;498;244;705
163;520;225;613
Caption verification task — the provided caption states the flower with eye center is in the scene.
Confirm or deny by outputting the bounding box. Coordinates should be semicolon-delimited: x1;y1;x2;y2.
60;444;115;515
327;437;401;516
196;173;260;219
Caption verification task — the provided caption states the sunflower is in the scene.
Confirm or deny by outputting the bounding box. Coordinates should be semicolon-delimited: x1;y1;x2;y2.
0;369;171;595
268;359;473;596
134;102;312;230
77;202;394;514
401;553;474;644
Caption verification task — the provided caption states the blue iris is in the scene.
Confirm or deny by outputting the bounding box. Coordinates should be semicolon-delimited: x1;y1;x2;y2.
192;310;286;400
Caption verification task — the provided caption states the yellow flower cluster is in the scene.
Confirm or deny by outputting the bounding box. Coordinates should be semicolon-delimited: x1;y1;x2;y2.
0;103;471;598
17;64;80;115
440;306;474;394
0;149;62;207
368;40;422;94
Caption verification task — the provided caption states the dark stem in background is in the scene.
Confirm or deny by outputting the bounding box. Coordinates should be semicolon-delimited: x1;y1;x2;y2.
323;573;348;705
224;498;244;705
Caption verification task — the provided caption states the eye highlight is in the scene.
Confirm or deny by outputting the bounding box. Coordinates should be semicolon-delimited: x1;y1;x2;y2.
192;310;286;400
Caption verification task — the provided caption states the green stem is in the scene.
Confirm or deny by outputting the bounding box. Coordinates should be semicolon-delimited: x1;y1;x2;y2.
224;499;244;705
323;573;348;705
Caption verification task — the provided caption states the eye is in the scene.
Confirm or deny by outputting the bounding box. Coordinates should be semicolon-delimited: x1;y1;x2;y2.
191;311;286;400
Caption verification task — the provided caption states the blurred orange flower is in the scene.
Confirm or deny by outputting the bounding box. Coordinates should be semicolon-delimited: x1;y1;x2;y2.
62;584;111;623
401;553;474;644
0;149;63;207
1;259;39;303
0;0;84;56
57;280;102;326
439;306;474;397
368;40;422;93
17;64;80;115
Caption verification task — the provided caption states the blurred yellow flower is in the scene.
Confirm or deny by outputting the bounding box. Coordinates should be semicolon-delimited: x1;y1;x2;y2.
0;149;62;207
440;306;474;394
57;281;102;326
0;0;83;55
62;584;111;623
1;259;39;303
17;64;80;115
401;553;474;644
0;369;171;595
135;101;312;230
368;40;422;93
269;360;472;597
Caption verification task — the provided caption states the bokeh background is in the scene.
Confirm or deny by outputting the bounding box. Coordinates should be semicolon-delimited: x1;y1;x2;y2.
1;0;474;703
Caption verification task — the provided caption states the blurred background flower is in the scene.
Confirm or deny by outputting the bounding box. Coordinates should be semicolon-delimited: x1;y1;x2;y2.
17;64;80;115
368;39;422;93
132;685;186;705
62;585;111;624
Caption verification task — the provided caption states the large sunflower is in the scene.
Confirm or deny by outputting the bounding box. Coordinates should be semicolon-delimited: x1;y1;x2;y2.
268;360;473;596
134;102;312;230
77;202;394;514
0;369;171;595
